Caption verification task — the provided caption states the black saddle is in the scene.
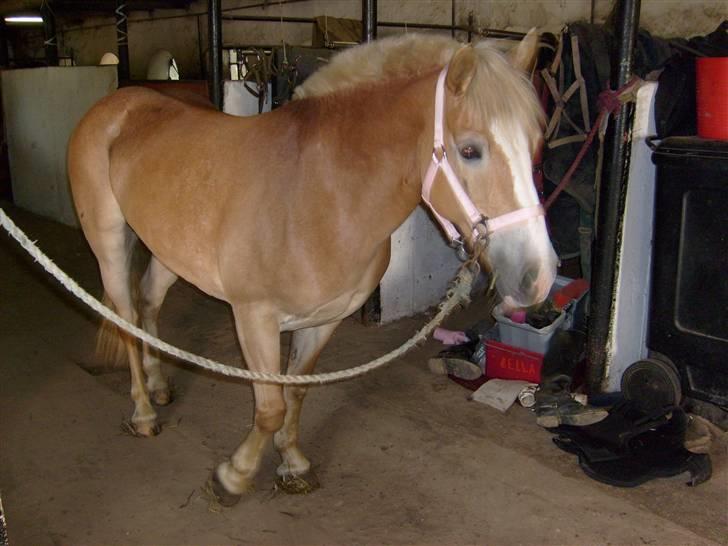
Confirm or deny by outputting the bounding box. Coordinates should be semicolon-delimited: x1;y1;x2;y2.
553;401;712;487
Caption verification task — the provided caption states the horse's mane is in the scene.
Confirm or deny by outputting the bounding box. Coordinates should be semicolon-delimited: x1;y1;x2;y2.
293;34;458;100
293;33;544;147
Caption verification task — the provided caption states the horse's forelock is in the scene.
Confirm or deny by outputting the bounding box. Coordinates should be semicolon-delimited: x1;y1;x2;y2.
466;45;545;155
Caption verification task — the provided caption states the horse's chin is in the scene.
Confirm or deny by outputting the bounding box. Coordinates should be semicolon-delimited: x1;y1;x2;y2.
485;221;558;311
494;261;556;311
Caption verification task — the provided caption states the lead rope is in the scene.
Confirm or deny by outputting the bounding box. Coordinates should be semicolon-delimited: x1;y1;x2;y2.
1;207;476;385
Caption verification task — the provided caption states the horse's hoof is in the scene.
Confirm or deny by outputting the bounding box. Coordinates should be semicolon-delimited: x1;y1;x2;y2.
275;470;320;495
122;420;161;437
151;388;173;406
206;472;243;507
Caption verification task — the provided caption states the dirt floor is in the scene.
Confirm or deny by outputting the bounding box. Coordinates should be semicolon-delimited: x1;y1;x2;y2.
1;205;726;546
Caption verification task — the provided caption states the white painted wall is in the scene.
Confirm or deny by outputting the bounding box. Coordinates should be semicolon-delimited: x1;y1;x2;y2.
604;81;659;392
380;207;462;322
223;80;272;115
57;1;728;79
1;66;118;226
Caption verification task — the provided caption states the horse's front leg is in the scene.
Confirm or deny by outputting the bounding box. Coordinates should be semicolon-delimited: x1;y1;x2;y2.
211;306;285;505
273;321;341;493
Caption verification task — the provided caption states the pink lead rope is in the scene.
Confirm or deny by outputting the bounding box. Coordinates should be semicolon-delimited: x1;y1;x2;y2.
420;64;544;255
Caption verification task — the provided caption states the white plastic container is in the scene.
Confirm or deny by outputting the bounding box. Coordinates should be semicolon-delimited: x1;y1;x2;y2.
491;304;566;354
491;275;587;354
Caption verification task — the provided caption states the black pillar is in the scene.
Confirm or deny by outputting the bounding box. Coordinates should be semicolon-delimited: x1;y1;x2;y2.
361;0;377;43
0;21;8;68
41;1;58;66
451;0;456;38
586;0;641;392
115;1;130;81
208;0;223;110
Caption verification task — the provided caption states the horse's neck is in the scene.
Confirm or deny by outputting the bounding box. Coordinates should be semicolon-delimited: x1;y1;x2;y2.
301;73;435;250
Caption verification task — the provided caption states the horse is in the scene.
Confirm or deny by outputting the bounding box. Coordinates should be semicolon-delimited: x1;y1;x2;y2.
67;31;558;505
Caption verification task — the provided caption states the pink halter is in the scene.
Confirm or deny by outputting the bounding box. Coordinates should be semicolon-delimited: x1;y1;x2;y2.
421;65;544;256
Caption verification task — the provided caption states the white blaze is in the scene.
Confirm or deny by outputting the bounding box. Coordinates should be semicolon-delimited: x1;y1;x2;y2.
487;120;558;306
489;120;540;208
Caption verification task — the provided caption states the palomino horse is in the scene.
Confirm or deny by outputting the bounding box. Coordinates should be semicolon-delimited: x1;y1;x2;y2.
68;31;557;504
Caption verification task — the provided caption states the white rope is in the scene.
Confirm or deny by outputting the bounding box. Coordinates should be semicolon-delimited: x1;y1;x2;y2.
1;207;475;385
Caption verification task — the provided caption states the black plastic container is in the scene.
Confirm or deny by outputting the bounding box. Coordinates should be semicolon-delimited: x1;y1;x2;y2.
649;137;728;407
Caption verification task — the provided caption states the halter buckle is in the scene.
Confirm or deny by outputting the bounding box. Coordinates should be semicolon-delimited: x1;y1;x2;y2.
432;145;446;164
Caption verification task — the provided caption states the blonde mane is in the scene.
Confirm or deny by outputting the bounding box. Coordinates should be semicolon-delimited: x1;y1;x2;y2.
293;33;544;147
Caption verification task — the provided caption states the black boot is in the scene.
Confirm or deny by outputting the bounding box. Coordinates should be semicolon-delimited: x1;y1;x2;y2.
534;331;608;428
534;390;609;428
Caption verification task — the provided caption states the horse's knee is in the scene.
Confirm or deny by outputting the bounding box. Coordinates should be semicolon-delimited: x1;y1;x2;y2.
287;386;308;402
255;401;286;432
139;295;161;322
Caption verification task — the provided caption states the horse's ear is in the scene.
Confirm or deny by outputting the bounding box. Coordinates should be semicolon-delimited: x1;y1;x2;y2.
446;45;477;96
507;28;540;73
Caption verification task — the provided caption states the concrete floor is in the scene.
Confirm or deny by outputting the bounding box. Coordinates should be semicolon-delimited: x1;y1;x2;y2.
1;205;726;546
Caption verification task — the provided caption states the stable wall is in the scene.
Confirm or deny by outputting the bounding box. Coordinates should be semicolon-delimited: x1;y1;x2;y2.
1;66;118;226
57;0;728;80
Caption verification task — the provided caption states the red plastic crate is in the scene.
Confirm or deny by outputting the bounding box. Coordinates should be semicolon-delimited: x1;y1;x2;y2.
484;339;543;383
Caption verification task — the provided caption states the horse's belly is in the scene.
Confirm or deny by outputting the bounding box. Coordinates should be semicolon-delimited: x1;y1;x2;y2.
279;289;371;330
279;244;390;331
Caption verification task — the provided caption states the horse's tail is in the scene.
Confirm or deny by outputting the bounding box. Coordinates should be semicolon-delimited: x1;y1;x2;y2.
95;271;143;367
96;293;128;366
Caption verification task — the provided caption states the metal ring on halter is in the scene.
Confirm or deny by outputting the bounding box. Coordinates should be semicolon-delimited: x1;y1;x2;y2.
473;218;490;250
465;256;481;277
451;238;469;262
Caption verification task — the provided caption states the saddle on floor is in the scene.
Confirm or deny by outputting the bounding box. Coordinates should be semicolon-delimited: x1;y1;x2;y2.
552;401;712;487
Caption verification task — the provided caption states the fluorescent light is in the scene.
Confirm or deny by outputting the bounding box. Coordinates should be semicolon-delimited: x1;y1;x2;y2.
5;16;44;24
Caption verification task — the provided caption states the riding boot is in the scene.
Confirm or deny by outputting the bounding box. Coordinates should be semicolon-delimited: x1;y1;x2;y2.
534;391;609;428
428;338;483;380
533;329;608;428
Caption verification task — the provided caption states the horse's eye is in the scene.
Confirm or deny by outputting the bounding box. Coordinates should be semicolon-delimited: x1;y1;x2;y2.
459;144;482;161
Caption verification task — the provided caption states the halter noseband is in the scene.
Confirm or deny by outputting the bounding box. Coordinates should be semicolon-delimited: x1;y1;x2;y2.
420;64;544;258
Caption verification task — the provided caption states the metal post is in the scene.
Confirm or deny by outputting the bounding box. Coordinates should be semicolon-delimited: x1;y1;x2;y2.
0;21;8;68
586;0;641;392
208;0;223;110
41;1;58;66
115;1;130;81
361;0;377;43
451;0;456;38
359;0;378;322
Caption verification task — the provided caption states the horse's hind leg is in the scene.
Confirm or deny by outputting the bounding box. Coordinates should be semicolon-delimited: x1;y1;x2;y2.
273;321;340;491
69;126;157;436
139;256;178;406
94;226;159;437
211;305;285;504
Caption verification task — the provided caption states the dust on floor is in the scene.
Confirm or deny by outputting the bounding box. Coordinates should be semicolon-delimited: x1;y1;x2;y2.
1;206;726;545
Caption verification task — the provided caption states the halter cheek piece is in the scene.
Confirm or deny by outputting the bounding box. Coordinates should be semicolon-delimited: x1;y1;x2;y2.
420;64;544;260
